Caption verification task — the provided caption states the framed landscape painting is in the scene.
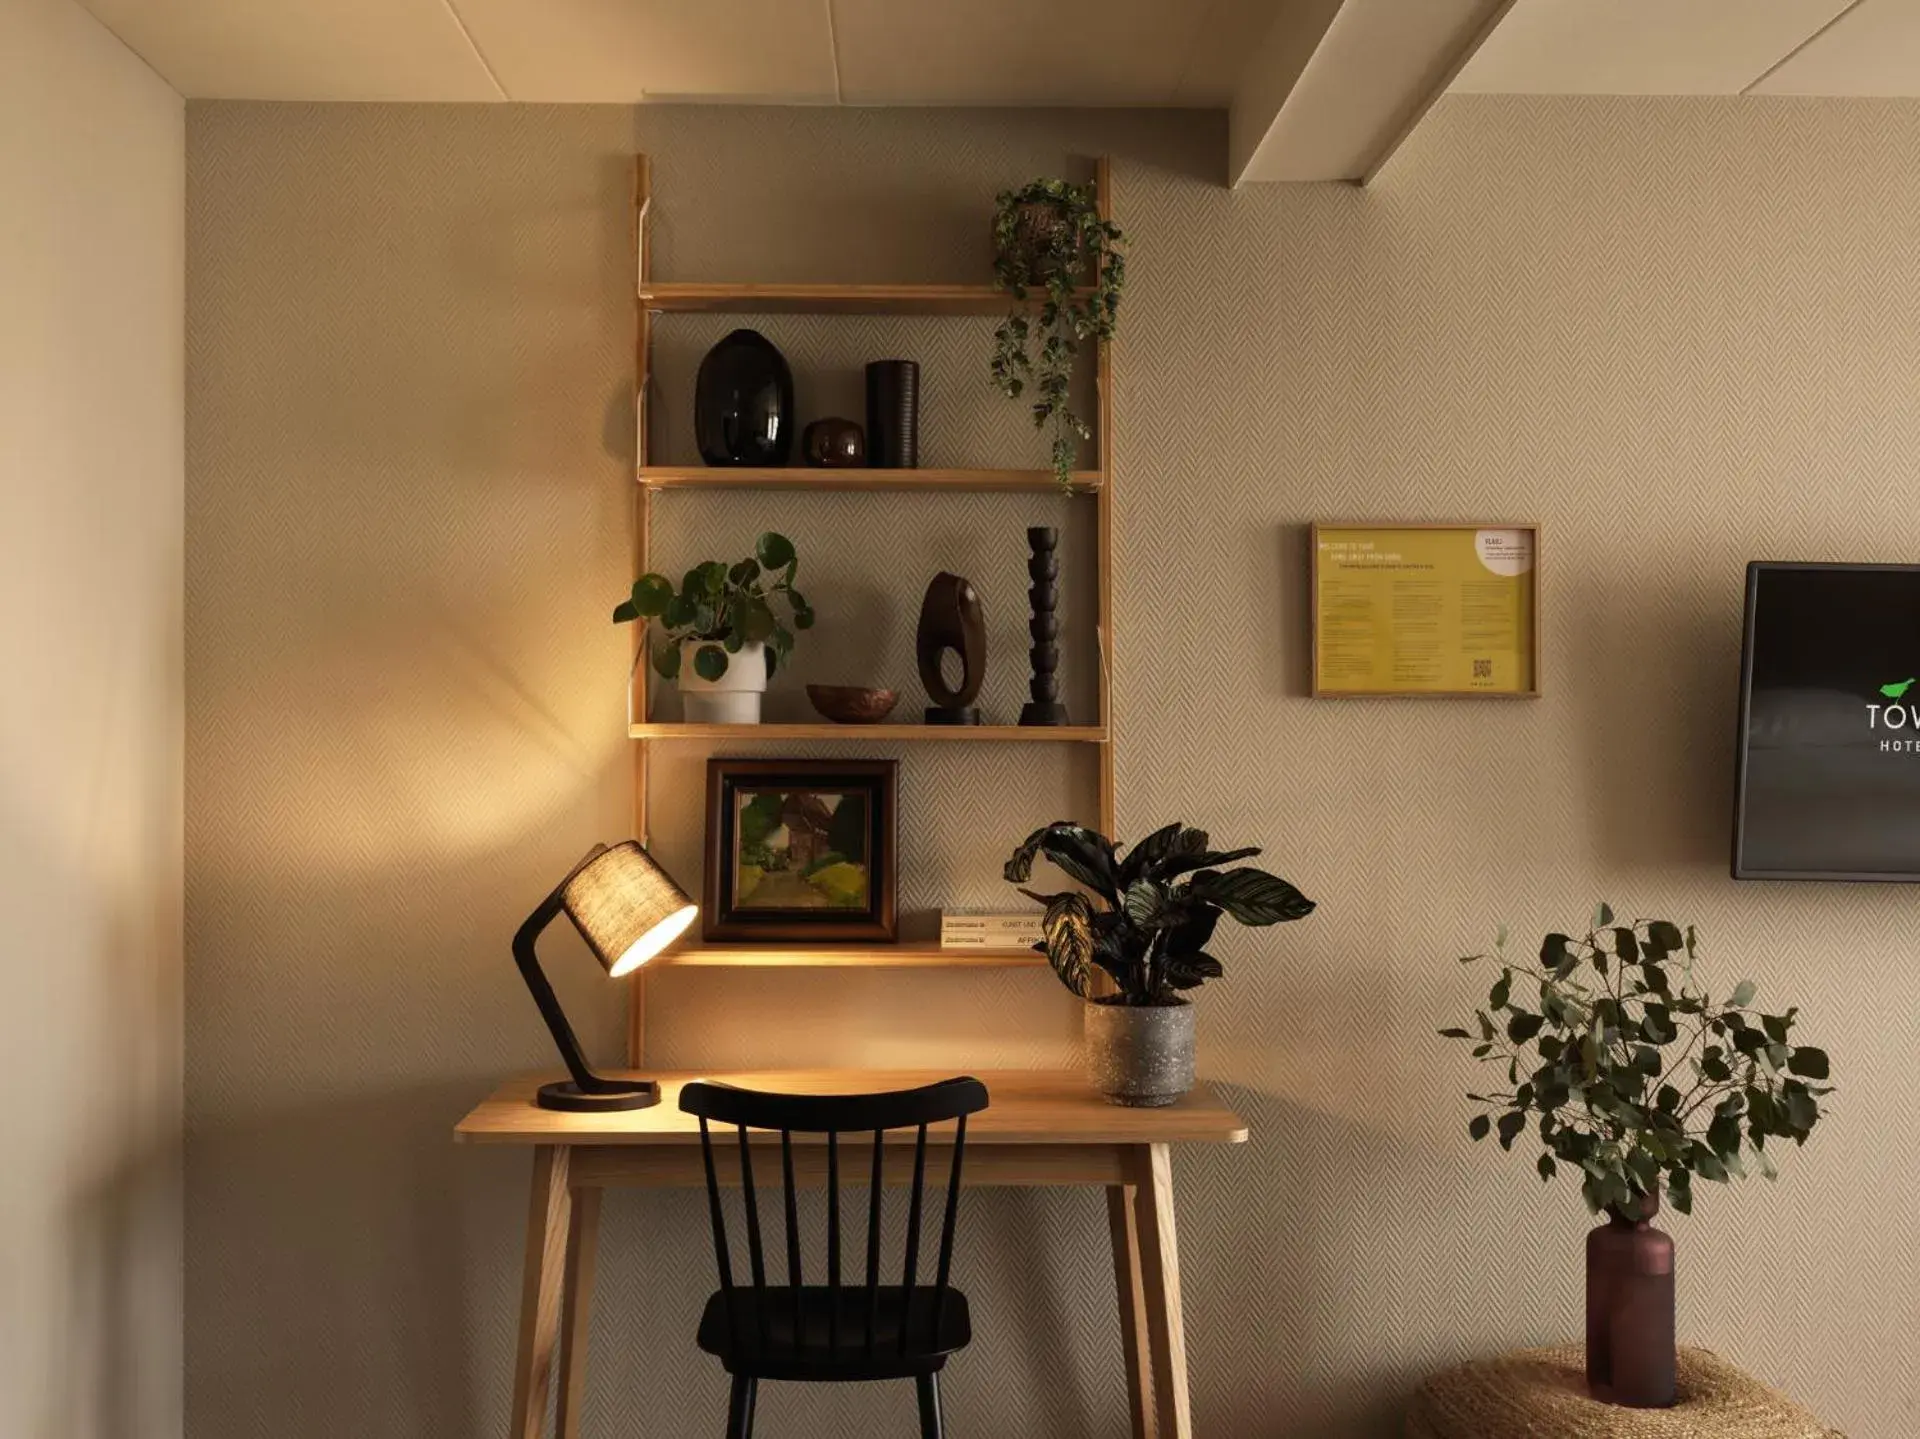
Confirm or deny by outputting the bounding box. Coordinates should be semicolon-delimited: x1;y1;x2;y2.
701;759;898;943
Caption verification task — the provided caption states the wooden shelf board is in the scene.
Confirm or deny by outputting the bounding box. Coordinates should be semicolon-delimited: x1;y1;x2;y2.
639;466;1100;494
629;722;1107;743
640;282;1091;316
662;943;1043;969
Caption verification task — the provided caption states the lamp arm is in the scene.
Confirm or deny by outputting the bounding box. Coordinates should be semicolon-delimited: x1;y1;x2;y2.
512;849;627;1096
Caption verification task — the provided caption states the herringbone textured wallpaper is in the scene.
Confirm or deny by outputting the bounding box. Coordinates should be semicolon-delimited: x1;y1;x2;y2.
187;98;1920;1437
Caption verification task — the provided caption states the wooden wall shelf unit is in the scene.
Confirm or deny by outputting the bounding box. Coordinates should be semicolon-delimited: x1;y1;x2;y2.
640;281;1094;316
628;153;1116;1060
638;466;1102;494
628;722;1108;743
665;943;1044;969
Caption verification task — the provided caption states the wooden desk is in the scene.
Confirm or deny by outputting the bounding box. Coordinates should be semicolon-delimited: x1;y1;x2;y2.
456;1069;1248;1439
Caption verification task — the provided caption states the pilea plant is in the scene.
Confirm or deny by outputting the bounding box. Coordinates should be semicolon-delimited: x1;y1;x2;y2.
612;531;812;681
1441;907;1832;1215
1004;822;1313;1005
989;178;1126;491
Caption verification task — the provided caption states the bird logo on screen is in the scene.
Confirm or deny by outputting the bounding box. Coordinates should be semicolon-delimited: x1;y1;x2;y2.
1882;678;1916;698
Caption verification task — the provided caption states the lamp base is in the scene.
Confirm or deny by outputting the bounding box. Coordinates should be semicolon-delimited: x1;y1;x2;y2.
537;1079;659;1113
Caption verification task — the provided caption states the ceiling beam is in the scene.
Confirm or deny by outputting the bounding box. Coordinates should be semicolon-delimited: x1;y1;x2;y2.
1230;0;1517;185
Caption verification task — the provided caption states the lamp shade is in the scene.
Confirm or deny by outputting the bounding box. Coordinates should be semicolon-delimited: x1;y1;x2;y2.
561;840;697;978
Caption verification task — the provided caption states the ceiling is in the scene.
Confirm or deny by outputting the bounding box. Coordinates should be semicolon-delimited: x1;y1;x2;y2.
1453;0;1920;96
73;0;1920;186
75;0;1281;106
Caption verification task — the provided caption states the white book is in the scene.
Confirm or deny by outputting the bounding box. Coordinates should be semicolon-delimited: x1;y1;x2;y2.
939;909;1043;948
941;932;1043;950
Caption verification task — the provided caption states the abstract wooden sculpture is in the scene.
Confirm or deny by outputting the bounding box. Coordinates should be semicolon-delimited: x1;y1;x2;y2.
916;572;986;725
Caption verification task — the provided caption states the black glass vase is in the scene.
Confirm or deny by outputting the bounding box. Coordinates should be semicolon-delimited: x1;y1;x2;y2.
695;329;794;467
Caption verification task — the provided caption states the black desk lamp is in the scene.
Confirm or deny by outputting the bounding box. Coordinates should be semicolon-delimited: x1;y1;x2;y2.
515;840;696;1112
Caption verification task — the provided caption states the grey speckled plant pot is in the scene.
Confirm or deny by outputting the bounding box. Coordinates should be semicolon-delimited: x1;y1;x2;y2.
1084;999;1195;1107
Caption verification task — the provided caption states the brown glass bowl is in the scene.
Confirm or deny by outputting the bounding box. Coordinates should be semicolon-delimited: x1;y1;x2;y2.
807;685;900;724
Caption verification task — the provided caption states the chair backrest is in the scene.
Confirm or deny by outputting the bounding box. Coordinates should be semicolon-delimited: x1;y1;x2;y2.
678;1076;991;1360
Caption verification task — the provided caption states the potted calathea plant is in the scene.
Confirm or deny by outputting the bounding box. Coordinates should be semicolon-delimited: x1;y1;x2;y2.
1006;822;1313;1106
989;178;1126;492
1442;907;1832;1410
612;532;812;724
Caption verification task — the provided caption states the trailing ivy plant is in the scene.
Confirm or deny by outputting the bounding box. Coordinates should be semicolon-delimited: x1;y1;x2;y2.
611;531;812;682
1005;822;1313;1005
989;178;1126;491
1441;907;1833;1216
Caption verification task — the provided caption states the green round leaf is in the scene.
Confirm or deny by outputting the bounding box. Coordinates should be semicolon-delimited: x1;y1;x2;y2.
651;641;681;680
736;597;777;644
631;572;675;618
728;558;762;586
756;531;797;570
691;644;728;682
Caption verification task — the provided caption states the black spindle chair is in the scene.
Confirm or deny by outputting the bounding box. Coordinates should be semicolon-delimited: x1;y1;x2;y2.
679;1076;991;1438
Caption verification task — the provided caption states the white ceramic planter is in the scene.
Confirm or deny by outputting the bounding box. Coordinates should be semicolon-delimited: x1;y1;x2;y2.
676;641;768;724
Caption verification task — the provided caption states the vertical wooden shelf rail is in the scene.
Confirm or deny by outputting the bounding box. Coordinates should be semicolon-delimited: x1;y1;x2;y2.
630;156;653;1064
625;155;1116;1063
1094;156;1116;840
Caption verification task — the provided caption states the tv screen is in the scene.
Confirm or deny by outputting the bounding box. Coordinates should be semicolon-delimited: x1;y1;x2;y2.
1734;561;1920;880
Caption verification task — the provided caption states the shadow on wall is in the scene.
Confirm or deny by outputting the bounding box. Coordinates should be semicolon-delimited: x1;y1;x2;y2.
1569;558;1745;870
1;792;181;1439
1186;1082;1421;1437
184;1082;505;1436
1281;525;1315;699
56;1138;180;1439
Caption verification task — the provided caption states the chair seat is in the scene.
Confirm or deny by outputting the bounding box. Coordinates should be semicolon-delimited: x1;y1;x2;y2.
697;1286;972;1382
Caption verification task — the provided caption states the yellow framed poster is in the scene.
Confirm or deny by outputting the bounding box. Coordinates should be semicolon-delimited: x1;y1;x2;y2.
1310;522;1540;698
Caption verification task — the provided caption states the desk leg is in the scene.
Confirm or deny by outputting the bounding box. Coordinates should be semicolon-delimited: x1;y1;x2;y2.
556;1186;602;1439
1127;1144;1191;1439
510;1145;573;1439
1107;1183;1155;1439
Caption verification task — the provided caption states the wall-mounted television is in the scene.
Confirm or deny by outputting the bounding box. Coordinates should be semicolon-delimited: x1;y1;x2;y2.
1734;561;1920;880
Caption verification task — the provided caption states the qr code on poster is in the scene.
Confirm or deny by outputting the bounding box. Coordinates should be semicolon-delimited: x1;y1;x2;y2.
1472;659;1493;679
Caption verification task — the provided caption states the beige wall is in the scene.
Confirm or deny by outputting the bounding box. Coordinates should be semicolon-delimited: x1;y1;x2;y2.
186;99;1919;1436
0;2;185;1437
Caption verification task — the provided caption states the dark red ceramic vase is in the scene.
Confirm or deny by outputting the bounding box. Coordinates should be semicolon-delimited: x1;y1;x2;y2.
1586;1190;1676;1408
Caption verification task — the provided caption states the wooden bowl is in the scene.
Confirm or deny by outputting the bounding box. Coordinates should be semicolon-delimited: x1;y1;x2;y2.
807;685;900;724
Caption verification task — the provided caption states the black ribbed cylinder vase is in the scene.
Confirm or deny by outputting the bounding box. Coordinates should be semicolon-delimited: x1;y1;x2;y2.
865;359;920;469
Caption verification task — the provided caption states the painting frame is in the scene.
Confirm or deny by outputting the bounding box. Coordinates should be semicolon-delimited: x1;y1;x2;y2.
701;758;899;943
1309;521;1542;699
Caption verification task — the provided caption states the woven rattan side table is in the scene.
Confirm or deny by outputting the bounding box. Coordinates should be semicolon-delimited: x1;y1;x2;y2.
1408;1344;1843;1438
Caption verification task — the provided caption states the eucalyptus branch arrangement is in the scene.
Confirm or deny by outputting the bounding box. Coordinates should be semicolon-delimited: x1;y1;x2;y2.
1441;906;1832;1215
612;531;812;681
1005;822;1313;1005
989;179;1126;491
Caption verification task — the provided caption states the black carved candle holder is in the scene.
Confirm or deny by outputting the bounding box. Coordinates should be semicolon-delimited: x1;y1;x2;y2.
1019;527;1068;726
